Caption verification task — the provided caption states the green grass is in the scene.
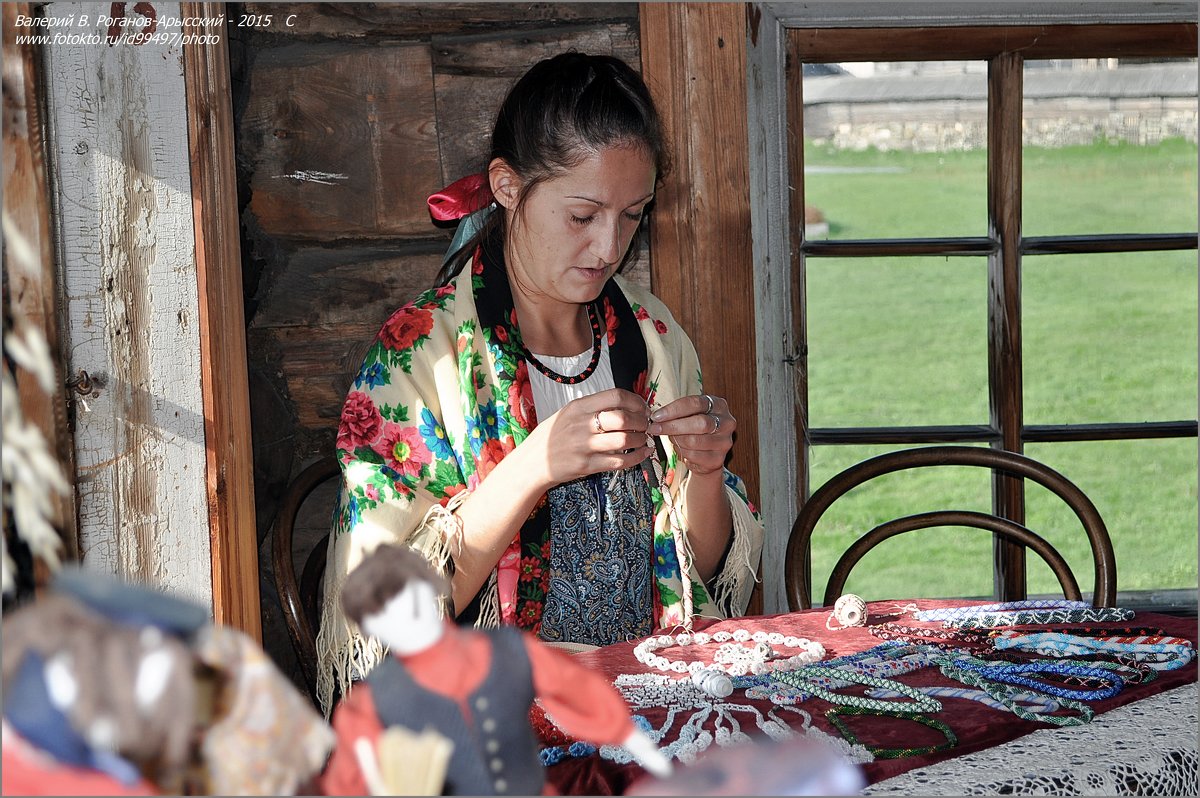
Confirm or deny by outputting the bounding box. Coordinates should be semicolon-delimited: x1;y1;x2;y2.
801;138;1198;601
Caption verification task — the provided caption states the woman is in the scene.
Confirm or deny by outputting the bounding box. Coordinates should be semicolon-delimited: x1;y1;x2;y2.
317;52;763;714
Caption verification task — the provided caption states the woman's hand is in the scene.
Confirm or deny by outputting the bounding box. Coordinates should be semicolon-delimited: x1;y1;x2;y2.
647;393;734;475
526;387;653;488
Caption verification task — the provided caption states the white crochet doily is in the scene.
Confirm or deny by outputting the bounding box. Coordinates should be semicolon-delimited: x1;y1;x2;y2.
864;684;1199;796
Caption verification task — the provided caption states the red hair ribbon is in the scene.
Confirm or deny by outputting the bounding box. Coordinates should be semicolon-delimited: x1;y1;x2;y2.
427;173;492;222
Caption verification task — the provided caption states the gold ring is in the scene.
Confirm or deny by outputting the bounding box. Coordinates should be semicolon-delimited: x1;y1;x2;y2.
593;412;604;434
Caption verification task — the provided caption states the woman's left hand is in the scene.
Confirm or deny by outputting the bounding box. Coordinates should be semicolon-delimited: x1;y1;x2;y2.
647;394;735;475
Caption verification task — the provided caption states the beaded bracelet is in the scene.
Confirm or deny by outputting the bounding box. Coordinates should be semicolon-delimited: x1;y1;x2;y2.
825;706;958;759
913;599;1090;622
947;607;1135;629
773;666;943;714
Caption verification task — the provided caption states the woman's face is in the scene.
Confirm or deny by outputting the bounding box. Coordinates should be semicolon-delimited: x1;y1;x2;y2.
496;145;657;311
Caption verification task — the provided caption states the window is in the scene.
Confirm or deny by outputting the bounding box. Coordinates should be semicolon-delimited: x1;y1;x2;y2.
750;17;1197;613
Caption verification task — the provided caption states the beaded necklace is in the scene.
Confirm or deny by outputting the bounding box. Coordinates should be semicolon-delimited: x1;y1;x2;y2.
947;606;1135;630
519;302;603;385
737;643;933;705
949;655;1124;701
864;685;1062;714
825;706;958;760
913;599;1090;622
772;666;943;714
991;631;1195;671
930;654;1095;726
869;621;993;650
633;629;825;677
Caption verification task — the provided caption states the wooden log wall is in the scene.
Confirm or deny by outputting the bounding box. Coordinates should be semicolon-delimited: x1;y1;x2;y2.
230;1;648;681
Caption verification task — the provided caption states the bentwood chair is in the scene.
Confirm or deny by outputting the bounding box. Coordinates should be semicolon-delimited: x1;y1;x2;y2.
785;446;1117;611
271;455;340;704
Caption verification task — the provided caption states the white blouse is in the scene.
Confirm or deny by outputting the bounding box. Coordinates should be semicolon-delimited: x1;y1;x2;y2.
527;336;614;420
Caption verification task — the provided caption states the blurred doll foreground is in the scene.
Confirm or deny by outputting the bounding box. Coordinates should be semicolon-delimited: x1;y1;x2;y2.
321;543;671;795
1;567;334;795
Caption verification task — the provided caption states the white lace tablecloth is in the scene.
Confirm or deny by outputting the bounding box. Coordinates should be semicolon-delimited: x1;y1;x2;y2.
864;684;1198;796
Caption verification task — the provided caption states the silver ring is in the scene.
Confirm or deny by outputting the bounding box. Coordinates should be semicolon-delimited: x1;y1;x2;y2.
593;412;604;434
708;413;721;434
701;394;715;415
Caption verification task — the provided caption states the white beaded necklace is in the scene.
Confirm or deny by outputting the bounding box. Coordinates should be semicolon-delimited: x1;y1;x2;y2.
633;628;826;677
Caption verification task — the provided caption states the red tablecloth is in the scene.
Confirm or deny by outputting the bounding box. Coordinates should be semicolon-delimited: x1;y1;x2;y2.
541;599;1198;795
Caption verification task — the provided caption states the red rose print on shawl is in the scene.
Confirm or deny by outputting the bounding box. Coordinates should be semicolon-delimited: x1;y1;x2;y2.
337;391;383;452
508;361;536;430
379;305;434;351
372;422;432;480
653;319;668;335
633;370;657;407
633;305;650;321
474;438;508;482
603;297;619;346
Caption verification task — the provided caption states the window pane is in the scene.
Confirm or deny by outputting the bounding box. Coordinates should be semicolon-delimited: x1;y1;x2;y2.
803;60;987;239
807;256;988;427
808;443;994;603
1026;439;1198;594
1024;251;1198;424
1023;59;1198;236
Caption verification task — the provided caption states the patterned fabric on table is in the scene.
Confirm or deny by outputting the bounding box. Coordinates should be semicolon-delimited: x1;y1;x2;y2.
541;468;654;645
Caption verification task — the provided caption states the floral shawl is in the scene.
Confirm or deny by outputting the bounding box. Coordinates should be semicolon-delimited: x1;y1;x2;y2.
316;252;764;715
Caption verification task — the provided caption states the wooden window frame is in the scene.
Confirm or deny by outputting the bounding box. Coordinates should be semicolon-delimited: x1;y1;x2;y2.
748;3;1198;613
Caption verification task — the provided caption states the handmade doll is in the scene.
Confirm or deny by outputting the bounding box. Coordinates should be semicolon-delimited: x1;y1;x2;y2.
321;543;672;795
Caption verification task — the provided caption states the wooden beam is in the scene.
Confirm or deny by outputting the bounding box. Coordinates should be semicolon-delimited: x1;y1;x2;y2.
182;2;261;640
639;2;760;507
640;2;761;612
987;52;1027;601
2;2;79;561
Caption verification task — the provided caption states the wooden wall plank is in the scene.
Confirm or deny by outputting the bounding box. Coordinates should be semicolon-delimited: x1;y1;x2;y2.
42;1;213;608
238;2;638;39
2;2;79;560
639;3;760;504
431;23;641;185
182;2;261;639
242;43;440;239
641;3;761;612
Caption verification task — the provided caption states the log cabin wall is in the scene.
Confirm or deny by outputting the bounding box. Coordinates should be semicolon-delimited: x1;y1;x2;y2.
228;2;648;686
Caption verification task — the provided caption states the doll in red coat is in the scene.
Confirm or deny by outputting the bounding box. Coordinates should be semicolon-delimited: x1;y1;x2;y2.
321;544;670;795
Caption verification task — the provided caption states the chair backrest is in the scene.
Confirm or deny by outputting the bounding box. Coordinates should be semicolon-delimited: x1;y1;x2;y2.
785;446;1117;610
270;455;340;704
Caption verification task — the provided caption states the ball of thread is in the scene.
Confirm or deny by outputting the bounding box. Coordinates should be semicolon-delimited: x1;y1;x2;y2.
829;593;867;629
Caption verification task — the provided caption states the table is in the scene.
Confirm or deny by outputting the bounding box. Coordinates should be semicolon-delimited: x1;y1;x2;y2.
537;599;1198;795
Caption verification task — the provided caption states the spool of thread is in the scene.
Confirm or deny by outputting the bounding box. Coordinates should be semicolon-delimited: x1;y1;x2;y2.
827;593;868;630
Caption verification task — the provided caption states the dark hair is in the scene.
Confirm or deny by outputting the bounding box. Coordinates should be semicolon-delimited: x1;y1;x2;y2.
340;544;449;627
435;51;670;286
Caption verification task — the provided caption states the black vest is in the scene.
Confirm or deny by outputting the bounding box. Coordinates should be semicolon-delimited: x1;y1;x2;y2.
367;626;542;796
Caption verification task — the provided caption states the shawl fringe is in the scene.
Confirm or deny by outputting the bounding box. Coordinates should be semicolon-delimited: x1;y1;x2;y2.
711;481;763;617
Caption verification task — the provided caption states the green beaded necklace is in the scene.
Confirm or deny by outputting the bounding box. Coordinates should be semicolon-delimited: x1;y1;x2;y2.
774;665;943;714
825;706;958;759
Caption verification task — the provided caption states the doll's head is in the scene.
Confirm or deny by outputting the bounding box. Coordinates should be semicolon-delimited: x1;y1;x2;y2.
341;545;449;656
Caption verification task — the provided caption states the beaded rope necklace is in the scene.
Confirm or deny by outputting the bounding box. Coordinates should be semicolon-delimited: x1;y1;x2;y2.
992;631;1195;671
913;599;1090;622
825;706;958;760
865;685;1062;714
772;666;943;714
948;655;1124;701
632;629;825;677
947;606;1135;630
869;621;993;650
929;653;1095;726
519;302;603;385
737;642;933;704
